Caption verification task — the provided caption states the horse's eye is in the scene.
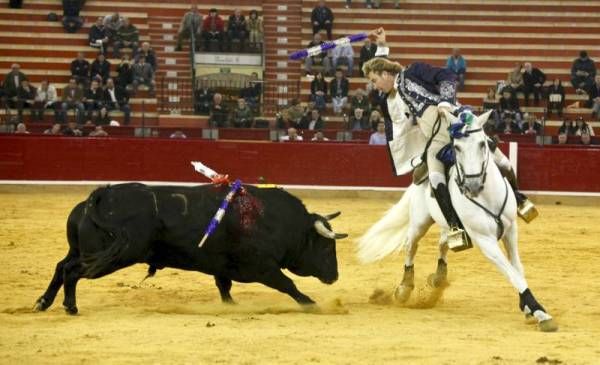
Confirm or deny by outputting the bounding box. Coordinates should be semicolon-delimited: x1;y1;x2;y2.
454;145;462;153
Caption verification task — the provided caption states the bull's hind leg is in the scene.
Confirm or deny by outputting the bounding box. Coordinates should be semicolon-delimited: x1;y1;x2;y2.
62;258;83;315
214;276;235;304
34;252;75;311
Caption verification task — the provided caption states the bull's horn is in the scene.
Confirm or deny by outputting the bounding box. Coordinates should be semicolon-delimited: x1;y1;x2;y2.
324;211;341;221
314;220;348;240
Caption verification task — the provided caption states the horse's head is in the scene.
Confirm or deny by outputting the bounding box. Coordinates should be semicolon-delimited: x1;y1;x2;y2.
444;109;493;197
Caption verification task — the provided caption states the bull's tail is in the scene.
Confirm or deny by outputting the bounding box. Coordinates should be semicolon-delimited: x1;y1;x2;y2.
80;186;131;278
356;184;416;263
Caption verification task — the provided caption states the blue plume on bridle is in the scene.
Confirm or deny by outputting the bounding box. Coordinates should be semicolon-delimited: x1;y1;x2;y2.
448;110;477;139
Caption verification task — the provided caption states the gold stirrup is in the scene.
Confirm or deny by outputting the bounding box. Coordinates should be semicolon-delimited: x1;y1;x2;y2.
447;227;473;252
518;199;538;223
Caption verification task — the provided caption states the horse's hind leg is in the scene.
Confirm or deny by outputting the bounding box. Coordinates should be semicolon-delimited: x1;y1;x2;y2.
501;223;524;277
34;251;75;311
473;233;557;332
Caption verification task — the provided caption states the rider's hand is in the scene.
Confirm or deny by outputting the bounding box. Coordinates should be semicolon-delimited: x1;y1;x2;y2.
370;27;386;45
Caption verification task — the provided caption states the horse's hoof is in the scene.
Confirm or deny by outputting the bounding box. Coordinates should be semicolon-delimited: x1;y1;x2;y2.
427;273;448;289
538;319;558;332
33;297;48;312
393;285;413;303
524;313;537;324
64;306;78;315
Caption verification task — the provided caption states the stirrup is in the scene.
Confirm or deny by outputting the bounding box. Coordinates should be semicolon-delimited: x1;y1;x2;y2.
447;227;473;252
518;199;538;223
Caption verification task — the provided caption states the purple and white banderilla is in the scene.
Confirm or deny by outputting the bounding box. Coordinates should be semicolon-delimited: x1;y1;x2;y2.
198;179;243;247
289;32;368;60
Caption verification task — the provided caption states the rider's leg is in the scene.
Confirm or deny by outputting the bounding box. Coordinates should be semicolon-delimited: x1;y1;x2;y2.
492;147;538;222
428;147;472;251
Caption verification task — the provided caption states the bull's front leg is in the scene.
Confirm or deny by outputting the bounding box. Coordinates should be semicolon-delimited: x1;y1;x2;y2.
258;269;315;306
214;276;235;304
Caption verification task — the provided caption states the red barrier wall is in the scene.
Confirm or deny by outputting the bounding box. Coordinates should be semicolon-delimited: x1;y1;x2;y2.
1;136;599;192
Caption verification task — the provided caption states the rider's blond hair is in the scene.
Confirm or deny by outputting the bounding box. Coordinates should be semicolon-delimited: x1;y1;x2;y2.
362;57;404;77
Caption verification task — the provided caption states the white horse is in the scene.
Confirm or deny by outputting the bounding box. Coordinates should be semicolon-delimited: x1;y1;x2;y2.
357;109;558;332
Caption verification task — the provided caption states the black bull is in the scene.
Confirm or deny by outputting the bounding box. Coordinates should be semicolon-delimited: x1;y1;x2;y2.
34;183;347;315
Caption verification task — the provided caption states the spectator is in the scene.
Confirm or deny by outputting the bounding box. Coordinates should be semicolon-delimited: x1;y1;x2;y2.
60;78;85;124
498;88;522;133
9;0;23;8
311;0;334;40
90;53;111;84
62;0;84;33
103;78;131;125
62;120;83;136
131;57;155;95
14;123;30;134
89;17;109;54
44;123;63;135
70;52;90;87
580;132;593;145
359;38;377;77
348;108;369;131
83;79;104;121
89;125;109;137
116;54;134;90
170;130;187;139
522;62;546;106
176;5;202;51
369;109;384;131
369;121;387;145
505;62;524;99
446;48;466;91
227;9;247;50
195;77;215;115
304;33;333;76
330;68;349;115
13;79;36;122
208;93;229;127
310;71;328;112
114;18;139;58
231;98;254;128
276;98;306;129
280;127;303;142
201;8;225;52
558;119;577;136
571;50;596;94
33;80;58;122
3;64;27;102
522;113;542;135
557;133;567;145
367;0;400;8
103;12;124;45
588;75;600;120
94;106;111;125
546;78;565;118
482;87;501;130
239;72;262;112
300;109;324;130
246;10;263;50
332;43;354;77
367;80;386;111
135;42;157;72
311;130;329;141
574;116;595;136
350;88;370;117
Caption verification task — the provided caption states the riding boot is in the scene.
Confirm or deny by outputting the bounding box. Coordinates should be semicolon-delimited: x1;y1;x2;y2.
432;183;472;252
500;166;538;223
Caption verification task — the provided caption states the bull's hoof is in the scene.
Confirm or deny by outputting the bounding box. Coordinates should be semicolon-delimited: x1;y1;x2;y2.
33;297;49;312
538;319;558;332
64;305;78;315
302;303;321;313
427;273;449;289
222;299;237;305
393;285;413;303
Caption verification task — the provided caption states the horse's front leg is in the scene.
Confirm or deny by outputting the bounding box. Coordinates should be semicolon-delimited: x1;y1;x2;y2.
428;231;449;288
501;222;525;277
472;233;558;332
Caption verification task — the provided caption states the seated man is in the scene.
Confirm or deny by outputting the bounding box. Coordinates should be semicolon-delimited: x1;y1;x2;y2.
70;52;90;87
33;80;58;122
103;78;131;125
60;78;85;124
303;33;333;76
131;57;155;95
522;62;546;106
276;98;306;129
113;18;139;58
280;127;303;142
588;75;600;120
201;8;225;52
311;0;333;40
330;68;349;115
83;79;104;122
90;53;111;84
208;93;229;127
571;51;596;94
299;109;325;130
331;43;354;77
231;98;254;128
14;79;36;122
176;5;202;51
195;78;215;115
227;9;247;50
89;17;109;53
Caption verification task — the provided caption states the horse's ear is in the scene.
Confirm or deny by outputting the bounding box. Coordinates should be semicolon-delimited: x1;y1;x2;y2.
441;109;458;124
477;110;494;127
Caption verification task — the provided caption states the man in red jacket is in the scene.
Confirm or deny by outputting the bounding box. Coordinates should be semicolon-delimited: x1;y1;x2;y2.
201;8;225;52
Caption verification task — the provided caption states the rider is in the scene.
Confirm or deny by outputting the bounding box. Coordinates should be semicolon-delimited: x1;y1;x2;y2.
362;28;537;251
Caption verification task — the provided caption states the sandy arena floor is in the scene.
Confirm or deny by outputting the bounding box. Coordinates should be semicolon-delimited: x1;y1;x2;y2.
1;185;599;364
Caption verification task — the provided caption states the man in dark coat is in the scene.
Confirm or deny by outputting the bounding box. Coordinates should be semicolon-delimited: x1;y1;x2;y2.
311;0;334;39
522;62;546;106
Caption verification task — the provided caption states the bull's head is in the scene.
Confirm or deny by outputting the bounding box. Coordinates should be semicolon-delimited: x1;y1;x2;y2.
288;212;347;285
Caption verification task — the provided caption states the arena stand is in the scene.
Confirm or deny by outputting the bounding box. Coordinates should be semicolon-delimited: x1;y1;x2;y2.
0;0;599;194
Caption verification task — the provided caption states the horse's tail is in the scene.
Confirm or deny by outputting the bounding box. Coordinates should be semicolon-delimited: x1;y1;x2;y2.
356;184;416;263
